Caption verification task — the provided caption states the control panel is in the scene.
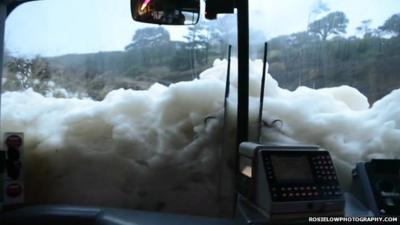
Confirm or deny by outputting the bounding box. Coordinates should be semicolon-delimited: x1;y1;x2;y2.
264;151;342;202
238;142;345;221
351;159;400;216
2;132;25;207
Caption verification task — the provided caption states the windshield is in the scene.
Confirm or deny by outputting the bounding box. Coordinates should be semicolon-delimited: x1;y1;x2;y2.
2;0;400;217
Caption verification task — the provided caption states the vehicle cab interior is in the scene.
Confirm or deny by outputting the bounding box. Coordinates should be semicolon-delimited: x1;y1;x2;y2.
0;0;399;224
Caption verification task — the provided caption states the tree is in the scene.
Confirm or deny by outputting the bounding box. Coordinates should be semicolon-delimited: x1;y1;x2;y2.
125;27;172;65
356;19;373;38
308;11;349;41
287;31;319;47
184;21;208;50
379;13;400;37
183;21;210;76
125;27;171;50
4;57;52;94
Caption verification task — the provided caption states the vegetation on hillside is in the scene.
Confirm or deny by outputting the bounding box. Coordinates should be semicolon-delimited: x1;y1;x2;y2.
265;12;400;103
3;12;400;103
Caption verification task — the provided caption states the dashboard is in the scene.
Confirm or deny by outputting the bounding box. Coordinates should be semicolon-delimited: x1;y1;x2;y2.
0;205;241;225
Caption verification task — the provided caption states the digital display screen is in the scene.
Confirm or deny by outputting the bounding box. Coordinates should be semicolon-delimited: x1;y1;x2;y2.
270;155;313;182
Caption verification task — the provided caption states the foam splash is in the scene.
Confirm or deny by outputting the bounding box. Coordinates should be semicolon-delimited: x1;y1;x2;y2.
2;79;228;216
1;58;400;215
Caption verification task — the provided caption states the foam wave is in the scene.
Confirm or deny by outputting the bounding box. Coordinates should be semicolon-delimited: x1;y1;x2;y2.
1;58;399;216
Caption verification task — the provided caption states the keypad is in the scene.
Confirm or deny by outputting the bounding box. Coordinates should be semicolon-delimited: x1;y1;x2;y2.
312;155;338;181
270;184;342;200
320;185;342;196
270;185;322;200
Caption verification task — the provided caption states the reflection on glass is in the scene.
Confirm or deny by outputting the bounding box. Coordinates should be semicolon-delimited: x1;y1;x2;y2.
132;0;199;25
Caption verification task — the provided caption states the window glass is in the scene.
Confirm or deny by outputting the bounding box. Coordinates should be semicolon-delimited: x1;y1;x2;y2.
248;0;400;190
2;0;400;217
2;0;235;216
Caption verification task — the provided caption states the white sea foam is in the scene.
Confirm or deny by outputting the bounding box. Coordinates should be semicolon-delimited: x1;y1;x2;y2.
1;58;399;215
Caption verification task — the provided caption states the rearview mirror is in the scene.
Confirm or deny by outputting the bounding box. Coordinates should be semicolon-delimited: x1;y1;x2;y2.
131;0;200;25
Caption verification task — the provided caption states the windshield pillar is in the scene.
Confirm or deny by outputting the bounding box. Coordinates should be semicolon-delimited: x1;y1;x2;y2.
236;0;249;166
0;2;7;114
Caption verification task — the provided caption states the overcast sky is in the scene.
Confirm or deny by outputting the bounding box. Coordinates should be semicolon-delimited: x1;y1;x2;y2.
5;0;400;57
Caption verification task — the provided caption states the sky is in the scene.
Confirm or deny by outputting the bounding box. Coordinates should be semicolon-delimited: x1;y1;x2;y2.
5;0;400;57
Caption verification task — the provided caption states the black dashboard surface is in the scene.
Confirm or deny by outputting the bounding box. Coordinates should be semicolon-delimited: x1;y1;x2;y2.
0;205;242;225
